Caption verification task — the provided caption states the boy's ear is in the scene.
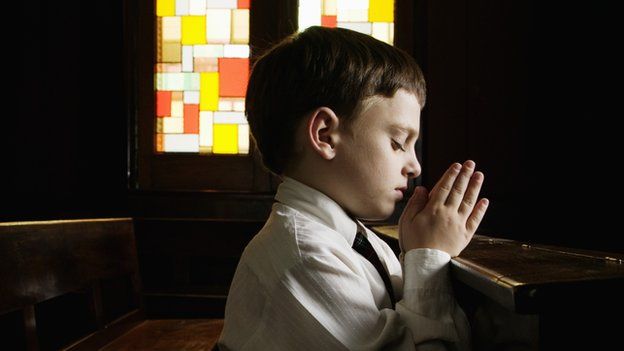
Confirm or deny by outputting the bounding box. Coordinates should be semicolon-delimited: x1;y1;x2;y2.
307;107;341;160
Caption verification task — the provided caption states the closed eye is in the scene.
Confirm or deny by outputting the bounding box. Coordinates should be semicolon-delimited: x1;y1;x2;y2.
391;139;406;152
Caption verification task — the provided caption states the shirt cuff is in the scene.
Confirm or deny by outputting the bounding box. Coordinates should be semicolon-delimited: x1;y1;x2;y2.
402;248;452;293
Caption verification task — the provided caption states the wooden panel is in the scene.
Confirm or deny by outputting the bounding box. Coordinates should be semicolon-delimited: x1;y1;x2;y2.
101;319;224;351
371;225;624;313
129;190;274;220
0;218;137;314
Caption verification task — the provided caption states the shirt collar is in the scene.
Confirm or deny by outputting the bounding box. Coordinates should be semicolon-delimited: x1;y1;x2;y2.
275;176;362;246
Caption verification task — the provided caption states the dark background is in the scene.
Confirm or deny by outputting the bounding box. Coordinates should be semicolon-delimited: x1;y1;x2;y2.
6;1;622;252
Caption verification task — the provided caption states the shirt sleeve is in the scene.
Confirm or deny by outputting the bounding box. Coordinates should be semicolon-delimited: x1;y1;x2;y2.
261;250;470;351
398;248;471;351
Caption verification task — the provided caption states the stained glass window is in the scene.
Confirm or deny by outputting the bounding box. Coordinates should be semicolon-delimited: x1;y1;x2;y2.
156;0;250;155
298;0;394;45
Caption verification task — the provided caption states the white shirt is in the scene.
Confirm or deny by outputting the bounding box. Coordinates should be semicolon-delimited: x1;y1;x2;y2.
219;177;470;350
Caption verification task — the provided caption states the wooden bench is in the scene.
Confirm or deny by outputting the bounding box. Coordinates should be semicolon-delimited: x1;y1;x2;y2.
0;218;223;350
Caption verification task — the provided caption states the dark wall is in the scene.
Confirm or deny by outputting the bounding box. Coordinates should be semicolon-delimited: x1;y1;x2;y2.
6;1;621;253
420;1;622;252
5;1;128;221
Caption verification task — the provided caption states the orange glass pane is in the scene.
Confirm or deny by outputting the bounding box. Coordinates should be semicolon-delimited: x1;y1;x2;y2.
238;0;250;9
157;91;172;116
321;15;337;27
218;58;249;97
184;104;200;133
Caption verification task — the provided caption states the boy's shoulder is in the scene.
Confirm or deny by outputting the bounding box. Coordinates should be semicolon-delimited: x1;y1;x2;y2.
241;203;355;277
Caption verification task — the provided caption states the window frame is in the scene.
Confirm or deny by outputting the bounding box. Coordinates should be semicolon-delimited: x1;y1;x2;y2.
127;0;415;192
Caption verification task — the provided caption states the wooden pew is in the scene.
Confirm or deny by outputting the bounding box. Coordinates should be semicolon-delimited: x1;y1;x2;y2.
372;225;624;350
0;218;223;351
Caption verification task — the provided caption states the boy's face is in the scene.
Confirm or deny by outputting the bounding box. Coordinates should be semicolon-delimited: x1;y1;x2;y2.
333;89;421;220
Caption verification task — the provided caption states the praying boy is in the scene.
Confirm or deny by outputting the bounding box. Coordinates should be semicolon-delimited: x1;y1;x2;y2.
219;26;489;351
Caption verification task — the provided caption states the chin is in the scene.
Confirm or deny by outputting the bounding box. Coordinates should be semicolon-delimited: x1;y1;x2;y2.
359;205;395;221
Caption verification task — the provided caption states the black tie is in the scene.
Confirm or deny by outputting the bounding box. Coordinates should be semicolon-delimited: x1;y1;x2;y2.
352;230;397;309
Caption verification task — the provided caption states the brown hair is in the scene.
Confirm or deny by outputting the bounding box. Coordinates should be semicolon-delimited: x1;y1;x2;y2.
246;26;426;175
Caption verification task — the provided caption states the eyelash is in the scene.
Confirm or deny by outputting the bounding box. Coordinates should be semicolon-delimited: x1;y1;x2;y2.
391;139;406;152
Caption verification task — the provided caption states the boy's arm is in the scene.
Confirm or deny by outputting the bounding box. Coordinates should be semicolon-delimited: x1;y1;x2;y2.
274;252;465;351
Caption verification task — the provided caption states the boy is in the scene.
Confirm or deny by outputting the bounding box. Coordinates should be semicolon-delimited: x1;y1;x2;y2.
219;26;488;350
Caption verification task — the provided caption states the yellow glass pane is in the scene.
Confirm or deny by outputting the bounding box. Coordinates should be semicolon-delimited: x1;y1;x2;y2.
238;124;250;154
157;0;175;16
323;0;337;15
182;16;207;45
206;9;231;44
213;124;238;154
231;9;249;44
200;72;219;110
156;118;164;133
369;0;394;22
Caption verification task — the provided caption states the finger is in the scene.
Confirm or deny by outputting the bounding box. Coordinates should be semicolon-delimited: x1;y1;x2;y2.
399;186;428;252
400;186;427;224
466;198;489;234
429;163;462;205
445;160;476;208
459;171;484;215
407;186;429;221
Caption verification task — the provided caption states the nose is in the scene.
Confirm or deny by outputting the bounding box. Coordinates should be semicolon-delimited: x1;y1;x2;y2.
404;150;421;179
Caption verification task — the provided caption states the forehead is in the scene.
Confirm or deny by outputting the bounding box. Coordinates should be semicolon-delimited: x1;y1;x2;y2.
354;90;421;134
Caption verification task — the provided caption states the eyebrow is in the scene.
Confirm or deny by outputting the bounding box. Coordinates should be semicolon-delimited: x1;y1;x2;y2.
389;124;419;138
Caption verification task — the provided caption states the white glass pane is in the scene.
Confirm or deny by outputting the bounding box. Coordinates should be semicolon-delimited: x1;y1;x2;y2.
238;124;249;154
218;99;233;111
206;9;231;44
337;0;369;10
163;134;200;152
194;44;224;57
223;44;249;58
337;22;372;35
206;0;237;8
299;0;321;31
163;117;184;133
324;0;337;15
157;73;185;90
214;111;246;124
231;9;249;44
182;46;194;72
176;0;190;16
199;111;214;147
184;91;200;104
162;17;182;41
371;22;392;44
337;9;368;22
189;0;207;15
171;101;184;117
232;98;245;111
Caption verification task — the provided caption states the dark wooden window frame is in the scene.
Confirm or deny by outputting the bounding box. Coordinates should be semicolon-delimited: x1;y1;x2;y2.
126;0;416;192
